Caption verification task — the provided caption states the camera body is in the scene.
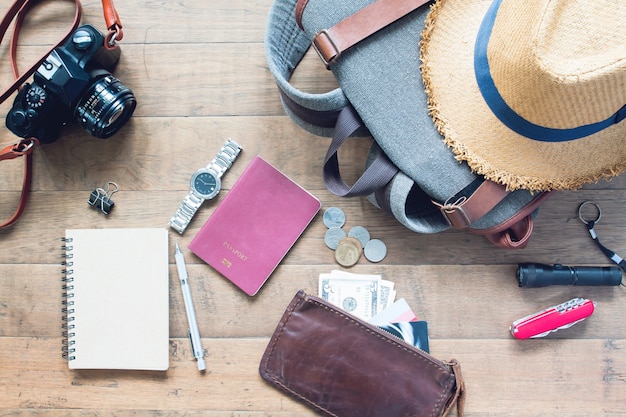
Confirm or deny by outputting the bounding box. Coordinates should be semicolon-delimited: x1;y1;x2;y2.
6;24;136;143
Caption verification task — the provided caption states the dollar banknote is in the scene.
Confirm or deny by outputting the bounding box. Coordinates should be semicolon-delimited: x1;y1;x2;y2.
319;271;390;320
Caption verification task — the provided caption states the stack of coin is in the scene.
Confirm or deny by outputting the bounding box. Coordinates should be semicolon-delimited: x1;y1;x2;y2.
323;207;387;266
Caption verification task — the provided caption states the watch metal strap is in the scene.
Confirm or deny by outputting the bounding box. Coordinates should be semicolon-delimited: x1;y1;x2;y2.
169;192;205;234
169;139;242;234
207;139;242;179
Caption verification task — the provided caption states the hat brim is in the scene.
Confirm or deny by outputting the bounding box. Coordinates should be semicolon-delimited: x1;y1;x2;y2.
421;0;626;191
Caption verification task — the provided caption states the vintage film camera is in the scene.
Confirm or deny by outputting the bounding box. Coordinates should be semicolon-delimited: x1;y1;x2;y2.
6;24;136;143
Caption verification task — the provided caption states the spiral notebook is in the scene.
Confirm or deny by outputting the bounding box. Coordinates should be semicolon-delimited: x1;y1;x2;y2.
61;228;170;370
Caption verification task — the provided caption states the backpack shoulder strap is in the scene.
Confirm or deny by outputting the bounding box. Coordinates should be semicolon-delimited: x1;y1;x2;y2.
266;0;350;136
297;0;431;67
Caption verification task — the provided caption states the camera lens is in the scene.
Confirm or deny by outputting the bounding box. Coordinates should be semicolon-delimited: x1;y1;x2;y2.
74;74;137;138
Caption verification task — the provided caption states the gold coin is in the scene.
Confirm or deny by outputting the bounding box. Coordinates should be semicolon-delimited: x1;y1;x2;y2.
335;237;362;267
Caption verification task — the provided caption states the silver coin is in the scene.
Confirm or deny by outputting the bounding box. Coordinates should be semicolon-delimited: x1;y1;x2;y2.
364;239;387;263
324;227;347;250
323;207;346;228
348;225;370;248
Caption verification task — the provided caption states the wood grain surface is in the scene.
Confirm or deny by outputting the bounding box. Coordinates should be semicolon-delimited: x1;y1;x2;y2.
0;1;624;416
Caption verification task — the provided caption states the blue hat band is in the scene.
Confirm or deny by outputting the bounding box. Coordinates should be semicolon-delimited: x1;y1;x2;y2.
474;0;626;143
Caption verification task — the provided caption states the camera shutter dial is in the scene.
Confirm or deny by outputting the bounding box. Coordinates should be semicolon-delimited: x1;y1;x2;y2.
25;86;46;108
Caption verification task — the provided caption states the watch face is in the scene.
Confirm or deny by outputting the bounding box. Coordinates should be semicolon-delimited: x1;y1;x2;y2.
192;170;221;199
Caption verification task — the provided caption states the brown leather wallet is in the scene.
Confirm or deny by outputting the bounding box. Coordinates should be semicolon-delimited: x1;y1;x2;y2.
259;290;465;417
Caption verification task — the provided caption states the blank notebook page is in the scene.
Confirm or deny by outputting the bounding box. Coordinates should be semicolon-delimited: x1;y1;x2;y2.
63;228;169;370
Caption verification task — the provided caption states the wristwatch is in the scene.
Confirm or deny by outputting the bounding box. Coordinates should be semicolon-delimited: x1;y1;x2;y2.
169;139;242;234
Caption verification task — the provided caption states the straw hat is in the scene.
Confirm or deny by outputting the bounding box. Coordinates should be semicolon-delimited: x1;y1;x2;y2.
421;0;626;191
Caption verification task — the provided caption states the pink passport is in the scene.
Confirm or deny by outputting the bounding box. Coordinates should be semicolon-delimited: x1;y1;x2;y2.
189;156;321;296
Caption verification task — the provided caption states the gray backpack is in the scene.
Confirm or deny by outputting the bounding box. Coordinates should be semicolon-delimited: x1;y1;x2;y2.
265;0;551;248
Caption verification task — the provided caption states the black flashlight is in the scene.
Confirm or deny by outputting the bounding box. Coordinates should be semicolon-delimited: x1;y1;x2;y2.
517;263;622;287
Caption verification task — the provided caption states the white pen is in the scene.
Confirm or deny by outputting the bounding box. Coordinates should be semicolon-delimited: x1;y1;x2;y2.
174;242;206;371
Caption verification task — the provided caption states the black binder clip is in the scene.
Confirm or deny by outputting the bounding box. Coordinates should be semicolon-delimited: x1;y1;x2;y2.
88;182;119;215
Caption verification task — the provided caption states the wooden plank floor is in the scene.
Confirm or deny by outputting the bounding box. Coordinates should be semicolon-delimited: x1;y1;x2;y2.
1;1;625;415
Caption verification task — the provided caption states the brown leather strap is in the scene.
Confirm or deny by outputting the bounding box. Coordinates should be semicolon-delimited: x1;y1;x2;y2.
490;216;534;249
0;138;39;227
294;0;309;30
296;0;431;67
0;139;38;163
479;191;553;249
441;359;465;417
434;180;510;229
0;0;122;228
433;181;553;249
102;0;123;47
0;0;82;105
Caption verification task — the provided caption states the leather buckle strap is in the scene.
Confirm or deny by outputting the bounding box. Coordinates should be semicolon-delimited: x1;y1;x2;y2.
311;29;341;68
434;181;553;249
298;0;431;68
434;180;510;229
438;201;472;229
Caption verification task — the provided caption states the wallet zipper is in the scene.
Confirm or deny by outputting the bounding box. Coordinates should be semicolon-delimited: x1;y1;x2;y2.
305;292;448;369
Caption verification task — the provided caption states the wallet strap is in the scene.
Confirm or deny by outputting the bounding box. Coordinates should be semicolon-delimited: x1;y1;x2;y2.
442;359;465;417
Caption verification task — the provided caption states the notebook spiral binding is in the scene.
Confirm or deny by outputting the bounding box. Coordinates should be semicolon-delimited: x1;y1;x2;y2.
61;237;76;361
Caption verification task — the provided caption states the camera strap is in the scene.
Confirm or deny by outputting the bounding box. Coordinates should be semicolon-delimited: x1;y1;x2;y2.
0;0;123;228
